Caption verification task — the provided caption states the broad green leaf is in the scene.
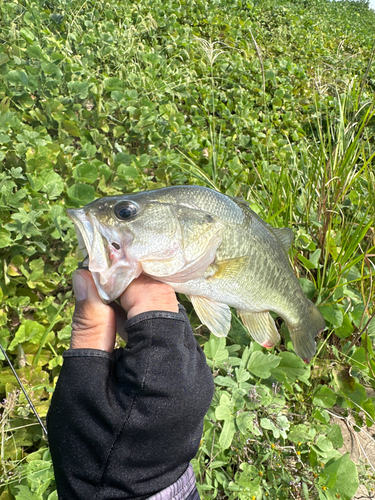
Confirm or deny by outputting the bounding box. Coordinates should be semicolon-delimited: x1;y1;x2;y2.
10;485;42;500
326;424;343;449
299;278;317;300
247;351;280;378
73;163;99;184
68;81;90;99
348;347;367;370
314;435;334;454
0;228;13;248
236;412;257;435
219;417;236;450
270;351;308;383
215;404;232;421
67;183;96;206
320;305;343;328
368;317;375;338
335;313;354;338
334;453;359;500
40;170;64;199
0;133;11;143
62;120;81;137
0;53;9;66
117;165;139;181
260;416;289;439
288;424;316;444
313;386;337;408
9;321;46;350
20;27;35;42
203;335;228;366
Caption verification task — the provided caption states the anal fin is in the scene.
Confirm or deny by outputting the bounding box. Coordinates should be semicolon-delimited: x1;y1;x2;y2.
190;296;231;337
238;310;280;348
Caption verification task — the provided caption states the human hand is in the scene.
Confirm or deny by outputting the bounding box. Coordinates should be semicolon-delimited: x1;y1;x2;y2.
71;270;178;351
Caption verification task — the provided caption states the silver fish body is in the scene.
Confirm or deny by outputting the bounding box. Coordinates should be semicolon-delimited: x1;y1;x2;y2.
68;185;325;361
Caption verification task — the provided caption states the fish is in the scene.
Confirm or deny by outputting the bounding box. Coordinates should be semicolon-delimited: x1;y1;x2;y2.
67;185;325;362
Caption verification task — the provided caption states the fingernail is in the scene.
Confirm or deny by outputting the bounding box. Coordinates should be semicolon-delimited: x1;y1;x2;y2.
73;272;87;301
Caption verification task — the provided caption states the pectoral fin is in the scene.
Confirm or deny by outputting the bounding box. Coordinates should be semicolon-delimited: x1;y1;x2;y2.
190;296;231;337
238;310;280;348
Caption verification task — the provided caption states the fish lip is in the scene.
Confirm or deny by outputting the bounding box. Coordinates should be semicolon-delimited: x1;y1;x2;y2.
67;208;93;264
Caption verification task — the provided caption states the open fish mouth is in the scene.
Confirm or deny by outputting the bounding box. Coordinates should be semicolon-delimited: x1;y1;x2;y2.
67;208;93;269
67;207;141;302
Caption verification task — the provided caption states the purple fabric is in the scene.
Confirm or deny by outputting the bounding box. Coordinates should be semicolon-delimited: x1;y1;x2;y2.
147;464;198;500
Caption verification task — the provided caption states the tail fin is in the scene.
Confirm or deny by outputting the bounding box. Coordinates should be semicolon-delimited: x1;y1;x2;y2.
287;301;325;363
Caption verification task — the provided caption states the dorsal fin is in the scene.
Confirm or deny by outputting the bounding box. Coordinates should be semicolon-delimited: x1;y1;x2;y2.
231;197;294;254
269;227;294;254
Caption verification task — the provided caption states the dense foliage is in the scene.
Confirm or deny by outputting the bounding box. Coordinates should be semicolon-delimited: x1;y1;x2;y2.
0;0;374;498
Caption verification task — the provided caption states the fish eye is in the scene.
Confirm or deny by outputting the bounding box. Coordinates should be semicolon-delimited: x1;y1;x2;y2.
114;201;139;220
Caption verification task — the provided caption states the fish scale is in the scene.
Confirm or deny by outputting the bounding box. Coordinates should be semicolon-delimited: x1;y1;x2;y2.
68;185;325;362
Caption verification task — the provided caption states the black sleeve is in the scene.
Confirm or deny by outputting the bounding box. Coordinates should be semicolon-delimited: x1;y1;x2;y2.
46;305;214;500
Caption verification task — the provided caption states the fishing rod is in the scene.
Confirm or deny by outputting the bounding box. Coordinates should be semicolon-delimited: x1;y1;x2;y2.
0;342;48;438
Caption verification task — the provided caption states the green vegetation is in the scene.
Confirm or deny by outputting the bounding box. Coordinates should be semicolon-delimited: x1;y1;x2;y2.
1;0;375;498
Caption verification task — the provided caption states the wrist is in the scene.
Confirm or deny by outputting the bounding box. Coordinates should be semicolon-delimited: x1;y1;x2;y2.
126;293;179;319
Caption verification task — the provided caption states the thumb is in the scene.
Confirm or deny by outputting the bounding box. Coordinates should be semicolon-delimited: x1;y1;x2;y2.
71;270;116;352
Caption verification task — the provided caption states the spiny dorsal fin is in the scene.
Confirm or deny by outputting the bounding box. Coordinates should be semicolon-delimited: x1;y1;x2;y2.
232;197;294;255
269;227;294;254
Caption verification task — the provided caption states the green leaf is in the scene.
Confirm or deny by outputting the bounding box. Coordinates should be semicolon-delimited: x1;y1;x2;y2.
0;228;13;248
320;305;343;328
203;335;228;366
288;424;316;444
117;165;139;181
314;435;334;454
260;415;289;439
67;183;96;206
215;404;232;421
103;77;123;91
9;321;46;350
313;385;337;408
68;81;90;99
298;254;316;270
62;120;81;137
368;316;375;338
0;53;9;66
327;424;343;449
334;454;359;500
219;416;236;449
20;27;35;42
73;163;99;184
271;351;308;383
27;45;46;60
299;278;317;300
335;313;354;338
0;133;11;143
236;412;256;434
10;485;42;500
40;170;64;199
247;351;280;378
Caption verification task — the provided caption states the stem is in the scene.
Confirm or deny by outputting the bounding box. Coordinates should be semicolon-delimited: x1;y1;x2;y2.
0;343;48;438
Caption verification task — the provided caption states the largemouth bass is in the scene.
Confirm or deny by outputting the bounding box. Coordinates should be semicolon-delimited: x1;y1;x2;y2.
68;185;325;362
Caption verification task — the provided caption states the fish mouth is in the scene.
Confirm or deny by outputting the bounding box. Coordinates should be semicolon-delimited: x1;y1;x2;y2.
67;208;94;269
67;208;141;303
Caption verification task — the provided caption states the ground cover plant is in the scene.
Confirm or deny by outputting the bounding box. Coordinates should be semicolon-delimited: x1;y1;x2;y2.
0;0;375;498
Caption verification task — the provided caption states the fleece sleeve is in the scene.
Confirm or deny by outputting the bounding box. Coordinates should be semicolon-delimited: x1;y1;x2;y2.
46;306;214;500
